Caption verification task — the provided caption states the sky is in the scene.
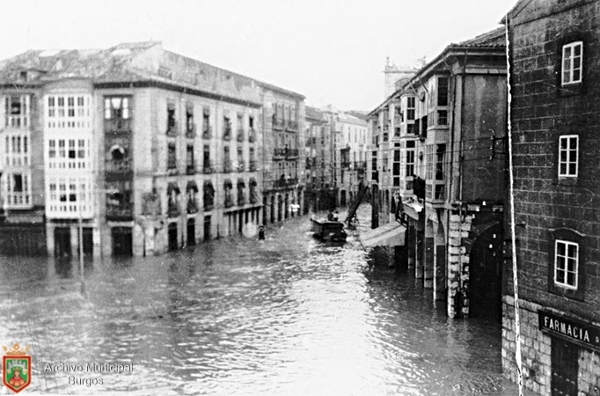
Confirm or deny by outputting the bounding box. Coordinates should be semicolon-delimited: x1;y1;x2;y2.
0;0;515;112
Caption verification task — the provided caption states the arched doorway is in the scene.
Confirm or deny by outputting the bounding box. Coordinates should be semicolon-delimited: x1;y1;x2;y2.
469;223;503;320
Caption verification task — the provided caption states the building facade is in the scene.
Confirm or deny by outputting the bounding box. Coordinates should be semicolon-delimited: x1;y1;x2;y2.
503;1;600;395
0;42;305;257
304;106;335;212
260;84;305;225
368;29;508;318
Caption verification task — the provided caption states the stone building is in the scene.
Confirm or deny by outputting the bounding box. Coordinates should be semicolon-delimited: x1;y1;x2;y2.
259;84;305;225
0;41;305;257
369;28;508;318
304;106;335;212
503;1;600;395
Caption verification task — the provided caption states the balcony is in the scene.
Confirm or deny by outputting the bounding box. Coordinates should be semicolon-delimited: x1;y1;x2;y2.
187;199;199;214
223;160;233;173
248;128;256;143
167;165;178;176
272;117;285;130
236;128;244;142
224;197;234;208
168;203;181;218
186;124;196;139
104;118;131;133
106;159;132;173
166;120;178;137
186;165;196;175
274;177;298;189
286;148;299;159
106;202;133;221
249;161;257;171
286;120;298;131
273;148;285;160
249;191;258;204
6;115;30;129
203;162;213;174
223;126;232;141
202;126;212;139
341;161;350;169
236;162;245;172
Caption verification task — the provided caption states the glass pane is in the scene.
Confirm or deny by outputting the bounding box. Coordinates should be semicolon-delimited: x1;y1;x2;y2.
568;244;577;258
567;271;575;286
569;164;576;175
563;71;570;83
564;46;571;59
569;138;577;149
573;70;581;81
556;268;565;284
557;242;565;256
574;44;581;56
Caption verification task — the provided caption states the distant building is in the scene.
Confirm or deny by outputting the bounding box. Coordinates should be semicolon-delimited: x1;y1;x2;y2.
0;42;305;257
304;106;334;211
503;1;600;395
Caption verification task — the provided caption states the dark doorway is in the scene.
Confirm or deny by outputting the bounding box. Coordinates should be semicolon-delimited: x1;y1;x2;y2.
187;219;196;246
54;227;71;258
469;223;502;320
112;227;133;256
551;339;578;396
270;196;275;224
168;223;178;251
204;216;211;241
238;211;244;234
340;190;347;207
82;228;93;257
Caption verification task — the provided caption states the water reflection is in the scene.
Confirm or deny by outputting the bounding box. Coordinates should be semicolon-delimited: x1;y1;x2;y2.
0;205;518;395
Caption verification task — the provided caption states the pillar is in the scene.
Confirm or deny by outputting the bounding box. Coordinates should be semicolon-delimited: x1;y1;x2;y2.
434;243;446;301
424;235;434;289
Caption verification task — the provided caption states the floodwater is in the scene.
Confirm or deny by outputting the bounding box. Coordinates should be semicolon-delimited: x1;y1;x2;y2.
0;205;520;395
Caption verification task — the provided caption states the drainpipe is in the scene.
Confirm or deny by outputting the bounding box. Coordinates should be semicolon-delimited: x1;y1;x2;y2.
457;51;469;317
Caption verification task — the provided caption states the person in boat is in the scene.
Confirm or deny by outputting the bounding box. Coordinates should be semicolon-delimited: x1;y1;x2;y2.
258;225;265;240
327;210;335;221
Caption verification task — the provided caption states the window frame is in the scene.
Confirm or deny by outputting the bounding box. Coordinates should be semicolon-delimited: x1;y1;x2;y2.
558;134;578;178
548;228;585;300
554;239;579;290
561;41;583;86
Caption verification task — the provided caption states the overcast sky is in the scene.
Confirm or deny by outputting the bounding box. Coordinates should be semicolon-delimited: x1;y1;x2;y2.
0;0;515;111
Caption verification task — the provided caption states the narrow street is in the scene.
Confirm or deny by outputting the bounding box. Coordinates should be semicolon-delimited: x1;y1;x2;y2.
0;205;519;395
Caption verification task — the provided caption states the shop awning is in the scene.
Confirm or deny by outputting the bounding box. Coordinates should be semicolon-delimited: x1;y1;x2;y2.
167;182;180;194
186;181;198;192
359;221;406;247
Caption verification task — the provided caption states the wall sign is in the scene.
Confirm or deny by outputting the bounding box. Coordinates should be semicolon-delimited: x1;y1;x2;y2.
539;309;600;352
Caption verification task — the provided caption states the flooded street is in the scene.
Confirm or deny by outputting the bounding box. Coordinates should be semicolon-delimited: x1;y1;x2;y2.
0;205;519;395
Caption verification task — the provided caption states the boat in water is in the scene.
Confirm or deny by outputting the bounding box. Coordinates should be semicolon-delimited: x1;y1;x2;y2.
311;218;347;242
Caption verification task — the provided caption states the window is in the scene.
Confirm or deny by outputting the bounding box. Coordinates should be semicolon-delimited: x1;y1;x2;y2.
4;95;30;128
167;102;177;135
202;108;211;138
406;97;415;121
186;103;195;136
224;146;231;172
558;135;578;177
249;147;256;171
437;77;449;106
437;110;448;126
5;173;30;207
555;240;578;289
5;134;29;167
186;145;195;174
223;115;232;140
46;176;93;217
224;180;233;207
562;41;583;85
46;95;91;129
436;144;446;180
203;144;211;172
406;141;415;177
393;149;401;187
46;138;90;170
167;143;177;170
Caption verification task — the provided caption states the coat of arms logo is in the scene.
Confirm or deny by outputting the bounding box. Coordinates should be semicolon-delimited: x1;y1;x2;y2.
2;343;32;393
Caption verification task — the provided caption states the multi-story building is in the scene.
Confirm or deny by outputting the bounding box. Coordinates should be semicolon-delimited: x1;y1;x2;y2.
335;112;368;207
0;76;46;254
0;41;304;257
503;1;600;395
260;84;305;225
368;28;508;319
304;106;335;212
